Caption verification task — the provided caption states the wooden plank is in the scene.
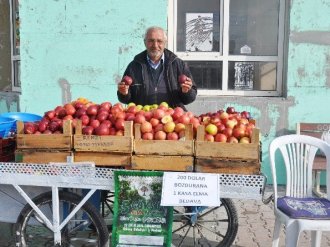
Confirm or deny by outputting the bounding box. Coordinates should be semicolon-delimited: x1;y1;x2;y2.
74;152;131;167
195;127;260;160
195;158;260;175
131;155;194;171
74;121;133;153
133;123;194;155
297;123;330;139
15;150;72;163
16;120;73;150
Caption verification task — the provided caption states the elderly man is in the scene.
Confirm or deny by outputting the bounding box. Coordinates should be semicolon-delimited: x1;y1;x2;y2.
117;26;197;110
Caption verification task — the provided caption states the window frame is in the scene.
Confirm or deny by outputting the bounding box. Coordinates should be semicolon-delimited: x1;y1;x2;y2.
9;0;21;92
168;0;286;97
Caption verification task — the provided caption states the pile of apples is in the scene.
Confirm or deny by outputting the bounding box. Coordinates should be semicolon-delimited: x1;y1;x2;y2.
198;106;255;143
23;98;120;135
126;102;200;140
23;98;255;143
23;100;202;138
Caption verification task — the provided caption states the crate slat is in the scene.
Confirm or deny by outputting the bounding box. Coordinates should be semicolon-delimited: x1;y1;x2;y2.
73;121;133;153
195;158;260;175
16;121;73;150
15;150;72;163
74;152;131;167
131;155;194;171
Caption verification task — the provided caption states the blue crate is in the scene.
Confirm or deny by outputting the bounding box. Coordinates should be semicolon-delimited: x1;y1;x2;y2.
0;112;42;135
0;117;16;138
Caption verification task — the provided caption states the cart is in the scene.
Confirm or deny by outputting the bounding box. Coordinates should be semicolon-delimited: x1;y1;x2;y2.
0;161;267;247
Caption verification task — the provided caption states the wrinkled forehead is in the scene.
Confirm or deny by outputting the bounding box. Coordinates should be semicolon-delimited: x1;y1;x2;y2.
147;29;165;40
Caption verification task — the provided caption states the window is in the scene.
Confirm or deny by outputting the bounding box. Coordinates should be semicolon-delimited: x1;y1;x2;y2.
10;0;21;91
0;0;20;92
168;0;286;96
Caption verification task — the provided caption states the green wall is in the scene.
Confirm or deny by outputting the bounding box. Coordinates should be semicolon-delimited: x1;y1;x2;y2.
19;0;167;114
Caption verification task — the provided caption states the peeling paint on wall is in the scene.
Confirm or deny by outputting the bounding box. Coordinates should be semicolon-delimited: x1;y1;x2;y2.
58;78;71;104
290;31;330;46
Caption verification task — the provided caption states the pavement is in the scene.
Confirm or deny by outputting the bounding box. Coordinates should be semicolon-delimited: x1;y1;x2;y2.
1;186;330;247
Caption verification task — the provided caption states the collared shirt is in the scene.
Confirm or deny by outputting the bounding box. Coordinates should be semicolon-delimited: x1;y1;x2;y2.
147;53;165;70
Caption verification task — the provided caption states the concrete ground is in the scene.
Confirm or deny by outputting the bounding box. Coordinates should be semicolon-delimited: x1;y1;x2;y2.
1;186;330;247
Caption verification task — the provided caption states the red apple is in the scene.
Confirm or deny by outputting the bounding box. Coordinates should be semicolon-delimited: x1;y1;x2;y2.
100;101;112;111
226;106;235;114
89;119;100;129
122;75;133;85
154;130;167;140
140;121;153;133
95;124;110;135
82;126;94;135
87;105;98;116
142;132;154;140
167;132;179;140
178;74;187;84
149;118;160;127
228;136;239;143
214;133;227;143
204;134;214;142
64;103;76;116
115;118;125;131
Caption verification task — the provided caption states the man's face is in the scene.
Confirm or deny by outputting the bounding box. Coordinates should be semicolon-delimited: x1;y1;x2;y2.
145;29;166;62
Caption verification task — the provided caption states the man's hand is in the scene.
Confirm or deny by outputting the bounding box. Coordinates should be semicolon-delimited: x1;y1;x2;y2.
118;81;129;95
180;77;193;93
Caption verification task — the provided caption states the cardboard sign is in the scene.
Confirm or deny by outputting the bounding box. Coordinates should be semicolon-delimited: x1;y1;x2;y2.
112;170;173;247
161;172;220;206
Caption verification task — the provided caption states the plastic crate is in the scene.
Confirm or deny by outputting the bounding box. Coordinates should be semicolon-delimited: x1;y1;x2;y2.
0;117;16;138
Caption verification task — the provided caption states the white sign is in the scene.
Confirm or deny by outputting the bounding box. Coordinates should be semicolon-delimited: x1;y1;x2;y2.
160;172;220;206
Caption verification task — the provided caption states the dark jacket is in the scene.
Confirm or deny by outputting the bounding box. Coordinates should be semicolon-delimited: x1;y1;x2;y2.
117;49;197;110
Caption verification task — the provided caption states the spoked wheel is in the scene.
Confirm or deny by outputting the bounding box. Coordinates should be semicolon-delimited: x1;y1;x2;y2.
172;198;238;247
15;191;109;247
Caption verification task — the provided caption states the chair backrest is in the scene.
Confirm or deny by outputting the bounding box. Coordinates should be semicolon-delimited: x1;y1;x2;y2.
269;134;330;203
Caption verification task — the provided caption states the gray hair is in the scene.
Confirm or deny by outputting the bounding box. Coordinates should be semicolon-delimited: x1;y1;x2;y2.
144;26;167;41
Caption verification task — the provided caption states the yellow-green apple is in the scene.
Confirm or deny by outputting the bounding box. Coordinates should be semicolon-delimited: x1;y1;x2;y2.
205;123;218;136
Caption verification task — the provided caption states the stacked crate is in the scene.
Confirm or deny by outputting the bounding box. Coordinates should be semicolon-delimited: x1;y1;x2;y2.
0;137;16;162
15;120;73;163
194;125;261;175
131;124;194;171
73;121;133;167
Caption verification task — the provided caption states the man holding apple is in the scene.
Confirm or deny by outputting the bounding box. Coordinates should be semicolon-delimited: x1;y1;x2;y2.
117;26;197;110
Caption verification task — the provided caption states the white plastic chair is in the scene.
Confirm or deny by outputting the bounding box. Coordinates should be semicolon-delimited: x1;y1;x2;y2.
269;134;330;247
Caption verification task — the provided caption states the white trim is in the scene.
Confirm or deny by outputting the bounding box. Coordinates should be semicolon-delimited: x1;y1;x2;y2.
9;0;21;92
169;0;286;97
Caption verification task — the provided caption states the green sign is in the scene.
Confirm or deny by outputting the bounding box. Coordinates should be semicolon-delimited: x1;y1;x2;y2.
112;170;173;247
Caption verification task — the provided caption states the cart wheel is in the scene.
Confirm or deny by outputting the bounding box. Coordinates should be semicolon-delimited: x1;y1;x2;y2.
172;198;238;247
15;191;109;247
100;190;115;230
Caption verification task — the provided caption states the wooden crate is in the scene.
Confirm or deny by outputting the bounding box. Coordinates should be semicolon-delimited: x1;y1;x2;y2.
194;158;260;175
15;150;72;163
194;125;261;174
133;123;194;156
16;121;73;150
131;155;194;172
0;137;16;155
74;151;131;167
73;121;133;153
